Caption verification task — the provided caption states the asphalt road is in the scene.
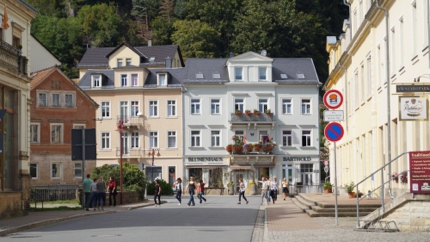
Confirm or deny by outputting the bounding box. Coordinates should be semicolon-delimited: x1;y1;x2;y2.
3;196;260;242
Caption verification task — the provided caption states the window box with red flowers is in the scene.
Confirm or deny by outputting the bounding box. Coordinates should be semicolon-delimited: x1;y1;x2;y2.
245;110;252;116
253;109;261;116
235;109;243;116
265;109;273;116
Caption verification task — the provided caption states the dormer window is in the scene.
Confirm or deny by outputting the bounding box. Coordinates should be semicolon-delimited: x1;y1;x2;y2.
92;75;101;87
212;73;220;79
117;59;123;67
297;73;305;79
280;74;288;79
196;73;204;79
149;57;155;62
259;67;267;80
235;67;243;80
126;58;132;66
158;73;167;86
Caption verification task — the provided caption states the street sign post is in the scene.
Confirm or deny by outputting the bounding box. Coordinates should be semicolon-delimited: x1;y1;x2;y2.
324;167;329;173
323;89;344;109
324;122;344;142
324;110;344;122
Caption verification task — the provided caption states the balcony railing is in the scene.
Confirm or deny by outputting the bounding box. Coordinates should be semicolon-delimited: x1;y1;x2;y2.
117;115;144;128
115;147;145;157
0;40;28;75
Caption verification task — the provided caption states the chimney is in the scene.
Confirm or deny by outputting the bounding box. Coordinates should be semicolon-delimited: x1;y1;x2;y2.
165;57;172;68
148;39;152;47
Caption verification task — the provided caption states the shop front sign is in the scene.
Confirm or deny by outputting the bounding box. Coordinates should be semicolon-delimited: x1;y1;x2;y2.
283;157;312;162
188;157;224;162
409;151;430;194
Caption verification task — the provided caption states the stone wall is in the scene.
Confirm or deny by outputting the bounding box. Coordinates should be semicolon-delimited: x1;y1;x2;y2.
0;192;27;219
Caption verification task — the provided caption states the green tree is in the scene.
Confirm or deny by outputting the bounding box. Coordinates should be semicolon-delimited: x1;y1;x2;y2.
171;20;220;58
131;0;162;32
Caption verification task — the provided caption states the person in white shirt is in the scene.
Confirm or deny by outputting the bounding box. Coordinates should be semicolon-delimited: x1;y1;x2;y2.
175;178;182;205
237;178;249;204
258;177;269;205
270;176;279;204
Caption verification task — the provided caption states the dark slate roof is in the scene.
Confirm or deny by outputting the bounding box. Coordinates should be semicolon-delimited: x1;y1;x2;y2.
183;57;320;85
144;68;185;87
77;69;115;89
77;44;184;68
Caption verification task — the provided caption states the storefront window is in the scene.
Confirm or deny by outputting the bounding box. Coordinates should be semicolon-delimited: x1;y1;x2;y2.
146;166;162;182
208;168;223;187
188;168;202;182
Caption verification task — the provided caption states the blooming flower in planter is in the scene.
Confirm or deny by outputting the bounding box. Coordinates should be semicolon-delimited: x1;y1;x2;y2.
235;109;242;116
244;144;253;153
254;143;262;152
245;110;252;116
226;144;233;153
232;145;243;154
400;172;408;184
253;109;261;116
391;172;399;183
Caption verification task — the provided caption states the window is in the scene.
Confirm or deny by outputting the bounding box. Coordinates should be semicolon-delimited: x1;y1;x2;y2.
212;73;220;79
74;162;82;178
302;130;311;147
131;132;139;148
196;73;204;79
126;58;132;66
149;101;158;117
131;101;139;117
73;124;85;129
300;164;313;185
121;74;128;87
131;74;138;86
211;130;221;147
191;99;201;114
283;130;292;147
259;99;268;112
297;73;305;79
101;132;111;149
120;101;129;119
38;92;47;107
301;99;311;114
282;99;292;114
191;130;201;147
30;164;38;179
158;74;167;86
235;67;243;80
234;98;244;112
51;163;62;178
149;131;158;148
168;131;177;148
259;131;268;144
30;123;39;143
51;124;63;143
117;59;123;67
65;94;74;107
259;67;267;80
211;99;220;114
391;27;396;73
101;101;110;118
121;133;129;155
367;55;372;97
92;75;101;87
52;93;60;107
167;100;176;116
235;130;244;143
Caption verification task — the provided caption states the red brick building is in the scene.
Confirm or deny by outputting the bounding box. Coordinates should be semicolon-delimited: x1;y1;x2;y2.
30;66;98;185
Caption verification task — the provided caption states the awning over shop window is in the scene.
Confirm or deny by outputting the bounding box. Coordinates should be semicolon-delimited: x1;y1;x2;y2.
253;164;275;168
230;165;253;171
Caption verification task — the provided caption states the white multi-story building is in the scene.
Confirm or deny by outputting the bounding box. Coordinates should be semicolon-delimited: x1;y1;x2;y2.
182;52;321;193
325;0;430;195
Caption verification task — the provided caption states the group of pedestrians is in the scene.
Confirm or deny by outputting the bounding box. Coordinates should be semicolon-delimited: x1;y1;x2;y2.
170;176;207;207
258;176;286;205
82;174;117;211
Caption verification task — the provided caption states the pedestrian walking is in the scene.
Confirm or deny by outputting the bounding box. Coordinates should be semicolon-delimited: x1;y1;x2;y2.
82;174;93;211
282;178;289;200
184;176;196;206
175;178;182;205
91;178;98;211
266;176;271;204
237;178;249;204
197;180;207;204
96;176;106;211
258;177;269;205
154;179;161;207
270;176;279;204
108;176;117;207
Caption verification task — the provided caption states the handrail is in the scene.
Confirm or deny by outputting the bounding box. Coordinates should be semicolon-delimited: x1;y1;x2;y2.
354;151;409;228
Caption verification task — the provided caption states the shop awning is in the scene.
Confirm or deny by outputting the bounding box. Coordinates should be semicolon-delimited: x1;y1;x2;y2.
253;163;275;168
230;165;253;171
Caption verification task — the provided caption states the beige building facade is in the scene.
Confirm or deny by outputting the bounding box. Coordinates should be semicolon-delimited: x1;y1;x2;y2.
325;0;430;196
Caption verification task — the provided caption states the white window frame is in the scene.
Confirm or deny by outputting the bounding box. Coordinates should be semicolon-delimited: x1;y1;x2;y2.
74;162;82;178
258;67;267;80
38;92;47;107
301;130;312;147
235;130;244;143
121;74;128;87
282;98;292;114
167;131;177;148
30;123;40;143
126;58;132;66
259;99;268;112
149;131;159;148
52;93;61;107
191;130;201;147
51;163;62;179
301;99;311;115
117;58;123;67
191;99;201;115
167;100;176;117
50;123;63;144
30;163;38;179
65;93;75;107
101;132;111;149
131;73;138;86
234;98;244;112
131;131;140;148
235;67;243;80
131;101;139;117
211;99;220;115
282;130;292;147
101;101;111;118
211;130;221;147
149;100;158;117
92;75;101;87
158;73;167;86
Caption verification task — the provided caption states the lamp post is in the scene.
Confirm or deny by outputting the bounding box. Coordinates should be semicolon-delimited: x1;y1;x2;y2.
147;148;160;181
116;120;125;205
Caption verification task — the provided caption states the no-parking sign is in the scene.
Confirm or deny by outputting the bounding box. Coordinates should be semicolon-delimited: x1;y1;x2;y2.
324;122;344;142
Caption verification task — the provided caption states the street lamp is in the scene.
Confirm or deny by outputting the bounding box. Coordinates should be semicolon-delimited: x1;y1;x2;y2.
116;120;125;205
147;148;160;181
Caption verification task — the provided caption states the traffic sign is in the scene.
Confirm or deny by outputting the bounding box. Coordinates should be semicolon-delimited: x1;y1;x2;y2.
324;122;344;142
324;160;329;166
324;167;329;173
324;110;344;122
323;90;343;109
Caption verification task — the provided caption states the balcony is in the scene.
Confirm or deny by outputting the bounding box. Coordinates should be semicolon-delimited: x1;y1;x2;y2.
229;111;275;129
0;40;28;75
115;148;145;157
117;115;144;129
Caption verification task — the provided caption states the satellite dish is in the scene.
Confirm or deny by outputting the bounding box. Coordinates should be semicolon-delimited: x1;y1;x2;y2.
261;50;267;56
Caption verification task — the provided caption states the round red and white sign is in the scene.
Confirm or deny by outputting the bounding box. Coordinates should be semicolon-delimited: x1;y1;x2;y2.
323;89;343;109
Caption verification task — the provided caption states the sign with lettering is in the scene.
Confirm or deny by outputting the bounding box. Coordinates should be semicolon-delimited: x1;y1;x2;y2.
188;157;224;162
399;97;428;121
409;151;430;194
396;85;430;93
283;157;312;162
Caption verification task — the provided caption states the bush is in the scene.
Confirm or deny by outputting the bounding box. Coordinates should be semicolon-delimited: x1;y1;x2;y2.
146;179;174;196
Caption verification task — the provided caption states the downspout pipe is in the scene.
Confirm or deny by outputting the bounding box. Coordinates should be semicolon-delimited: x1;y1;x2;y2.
375;0;391;207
